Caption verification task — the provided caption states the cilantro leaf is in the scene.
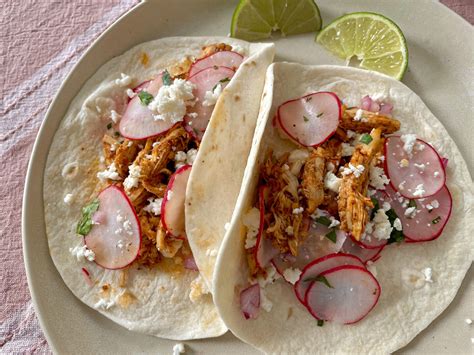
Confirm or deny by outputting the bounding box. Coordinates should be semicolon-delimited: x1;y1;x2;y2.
138;90;154;105
162;70;173;86
408;199;417;208
315;216;331;227
370;197;380;220
317;319;324;327
316;112;324;118
76;199;100;236
315;275;333;288
325;229;337;244
303;115;309;122
360;133;373;144
106;123;112;130
385;208;405;244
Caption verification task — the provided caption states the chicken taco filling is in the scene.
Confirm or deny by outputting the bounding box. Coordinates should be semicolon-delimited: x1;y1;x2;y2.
240;92;452;324
73;43;246;302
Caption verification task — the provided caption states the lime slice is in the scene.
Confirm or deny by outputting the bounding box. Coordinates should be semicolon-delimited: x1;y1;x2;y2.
231;0;322;41
316;12;408;80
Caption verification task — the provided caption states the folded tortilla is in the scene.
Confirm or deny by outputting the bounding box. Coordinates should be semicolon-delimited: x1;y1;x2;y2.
43;37;274;340
213;63;473;353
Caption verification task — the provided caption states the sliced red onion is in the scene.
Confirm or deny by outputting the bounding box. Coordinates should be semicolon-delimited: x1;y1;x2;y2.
442;157;449;169
240;284;260;320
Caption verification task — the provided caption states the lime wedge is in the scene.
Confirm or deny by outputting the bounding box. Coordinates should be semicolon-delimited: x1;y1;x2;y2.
231;0;322;41
316;12;408;80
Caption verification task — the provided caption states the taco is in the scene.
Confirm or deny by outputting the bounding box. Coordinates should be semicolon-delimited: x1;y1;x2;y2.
213;63;473;353
43;37;274;340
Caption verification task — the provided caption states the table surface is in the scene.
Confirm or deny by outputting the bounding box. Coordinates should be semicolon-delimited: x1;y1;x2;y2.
1;1;472;353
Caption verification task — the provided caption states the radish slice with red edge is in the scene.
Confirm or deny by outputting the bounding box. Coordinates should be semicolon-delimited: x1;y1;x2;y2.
119;74;177;140
132;80;151;93
385;135;446;199
240;283;260;320
294;253;364;304
305;265;381;324
189;51;244;77
341;236;384;263
161;165;192;237
184;66;235;140
277;92;341;147
84;185;141;270
255;185;279;269
384;184;452;242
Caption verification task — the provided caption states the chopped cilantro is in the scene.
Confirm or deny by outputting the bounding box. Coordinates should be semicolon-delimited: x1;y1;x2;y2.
408;199;417;208
316;112;324;118
315;216;331;227
370;197;380;220
76;199;100;236
114;131;120;137
315;275;333;288
162;70;173;86
386;208;405;244
212;77;230;92
138;90;153;105
317;320;324;327
360;133;373;144
303;115;309;122
106;123;112;130
325;229;337;243
305;96;313;102
432;216;441;224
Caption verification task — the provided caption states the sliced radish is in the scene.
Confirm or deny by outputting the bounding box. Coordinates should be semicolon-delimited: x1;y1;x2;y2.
384;184;452;242
184;66;235;140
341;236;384;263
305;265;381;324
161;165;192;237
240;283;260;320
119;74;177;140
255;185;279;269
385;136;446;199
84;185;141;269
189;51;243;77
277;92;341;147
132;80;151;93
184;256;199;271
294;253;364;304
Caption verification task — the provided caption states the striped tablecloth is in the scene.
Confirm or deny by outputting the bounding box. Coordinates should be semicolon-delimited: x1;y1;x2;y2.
0;1;471;353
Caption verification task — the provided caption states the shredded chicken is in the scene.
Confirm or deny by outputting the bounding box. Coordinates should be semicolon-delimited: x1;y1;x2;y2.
102;135;120;165
156;223;184;258
341;108;400;134
200;43;233;58
338;128;383;240
113;139;142;178
301;148;326;214
135;211;162;267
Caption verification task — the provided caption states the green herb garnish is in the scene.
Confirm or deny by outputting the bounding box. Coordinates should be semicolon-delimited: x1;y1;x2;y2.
432;216;441;224
303;115;310;122
370;197;380;220
106;123;112;130
305;96;313;102
408;199;417;208
360;133;373;144
315;275;333;288
114;131;120;137
315;216;331;227
162;70;173;86
386;208;405;244
212;77;230;92
317;320;324;327
138;90;154;105
325;229;337;243
76;199;100;236
316;112;324;118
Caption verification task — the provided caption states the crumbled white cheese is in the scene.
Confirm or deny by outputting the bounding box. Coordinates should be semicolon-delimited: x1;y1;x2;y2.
202;83;223;107
421;267;433;283
148;79;196;123
123;219;133;235
110;109;121;124
172;343;186;355
369;166;390;190
414;163;425;171
186;149;197;165
206;248;218;257
126;88;136;98
256;264;281;289
382;201;391;212
465;318;472;325
283;268;302;285
64;193;74;205
366;261;377;277
243;208;260;249
97;163;121;182
115;73;132;87
426;199;440;211
123;164;141;190
260;288;273;312
189;274;210;303
341;163;365;178
232;44;245;55
143;197;163;216
404;207;417;218
174;149;198;168
398;180;406;191
372;209;393;240
328;216;340;229
434;171;440;178
69;244;95;262
324;171;342;193
292;207;304;215
393;218;402;231
399;158;409;168
353;109;364;121
400;134;417;157
94;298;115;310
341;142;355;157
412;184;426;198
187;112;198;119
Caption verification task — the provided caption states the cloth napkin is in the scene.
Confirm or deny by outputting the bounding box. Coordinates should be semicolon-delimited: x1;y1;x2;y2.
0;1;471;353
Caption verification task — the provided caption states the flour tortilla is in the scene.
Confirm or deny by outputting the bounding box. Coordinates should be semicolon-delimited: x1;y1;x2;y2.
213;63;474;353
43;37;274;340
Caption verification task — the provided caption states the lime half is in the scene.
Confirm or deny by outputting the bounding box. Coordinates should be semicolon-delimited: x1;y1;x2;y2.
316;12;408;80
231;0;322;41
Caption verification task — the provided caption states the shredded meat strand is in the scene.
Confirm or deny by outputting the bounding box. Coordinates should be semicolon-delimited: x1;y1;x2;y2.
341;108;400;134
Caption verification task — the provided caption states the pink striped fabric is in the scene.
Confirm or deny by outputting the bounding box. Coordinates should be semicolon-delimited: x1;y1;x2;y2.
0;1;471;353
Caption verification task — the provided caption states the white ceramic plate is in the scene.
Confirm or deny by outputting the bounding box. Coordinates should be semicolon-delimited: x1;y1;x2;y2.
23;0;473;353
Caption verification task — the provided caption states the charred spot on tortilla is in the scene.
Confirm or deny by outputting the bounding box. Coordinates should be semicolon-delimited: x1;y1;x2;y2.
234;94;240;101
